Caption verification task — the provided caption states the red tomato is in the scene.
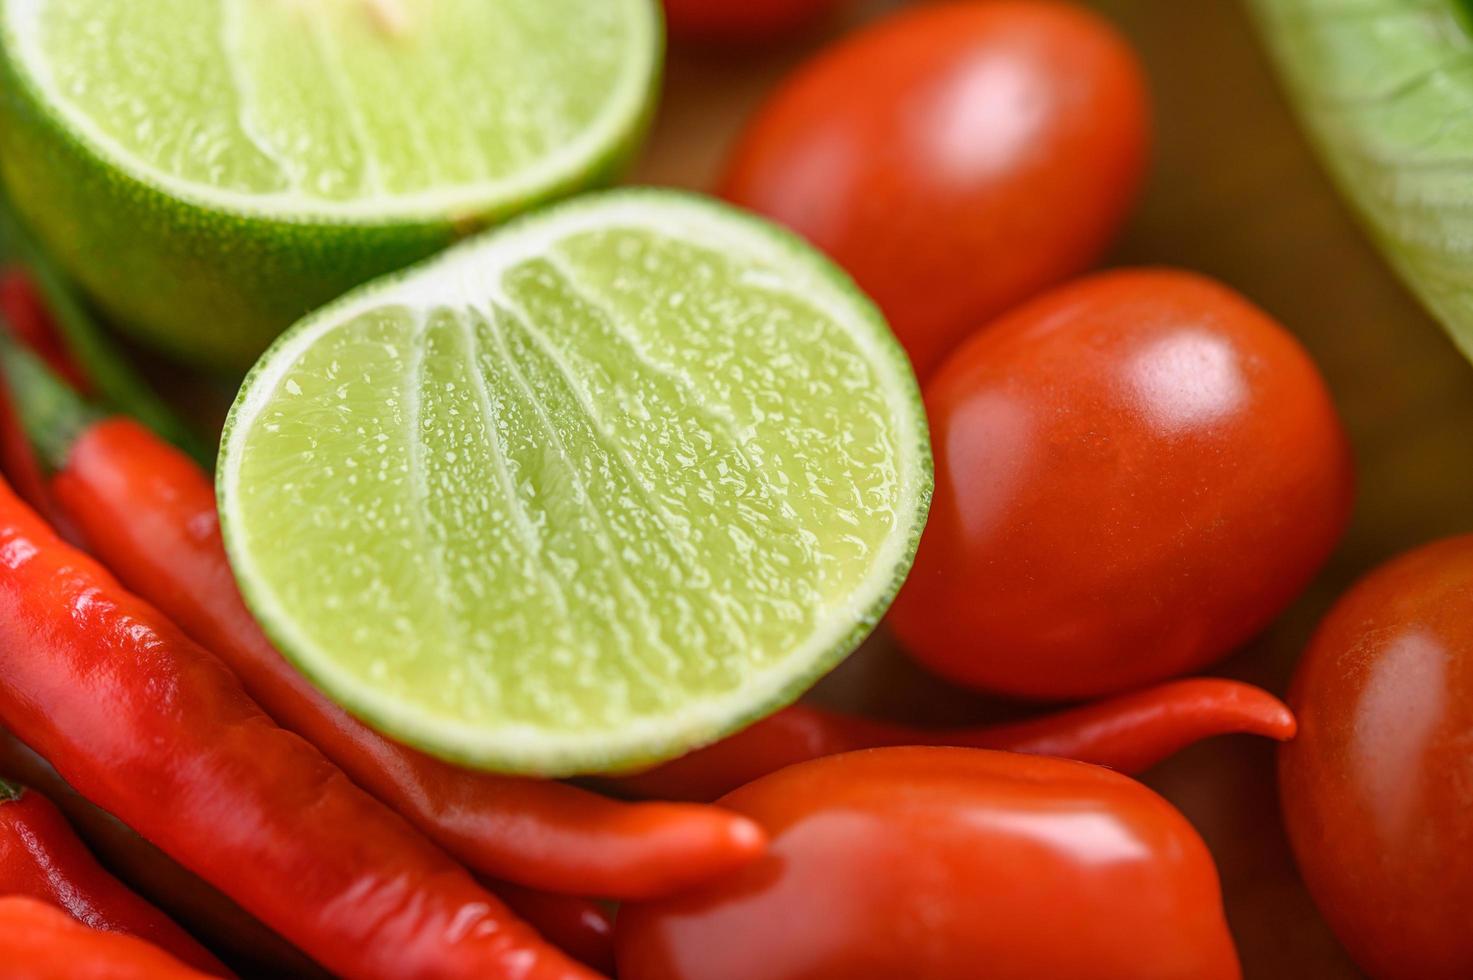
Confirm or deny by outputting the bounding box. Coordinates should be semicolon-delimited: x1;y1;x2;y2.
1280;536;1473;980
720;1;1150;378
663;0;847;42
888;269;1353;700
616;747;1241;980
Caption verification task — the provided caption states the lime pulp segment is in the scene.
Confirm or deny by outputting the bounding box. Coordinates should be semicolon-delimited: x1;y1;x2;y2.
218;191;932;776
5;0;659;219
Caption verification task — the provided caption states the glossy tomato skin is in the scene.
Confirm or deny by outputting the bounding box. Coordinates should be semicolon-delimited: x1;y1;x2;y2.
616;748;1241;980
720;1;1149;378
888;269;1353;700
663;0;846;42
1280;537;1473;980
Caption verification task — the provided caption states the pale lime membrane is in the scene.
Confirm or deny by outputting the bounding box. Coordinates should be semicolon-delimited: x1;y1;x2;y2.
219;190;932;776
8;0;655;218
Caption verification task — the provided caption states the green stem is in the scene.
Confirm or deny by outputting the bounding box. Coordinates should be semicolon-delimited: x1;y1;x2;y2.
0;327;101;470
0;194;213;467
0;776;21;802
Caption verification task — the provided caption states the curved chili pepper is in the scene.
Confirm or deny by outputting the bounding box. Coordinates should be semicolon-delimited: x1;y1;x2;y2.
611;678;1297;801
0;776;231;976
1;725;608;978
0;732;611;980
0;727;329;979
0;896;214;980
0;474;595;980
493;881;616;975
3;714;612;980
21;406;764;900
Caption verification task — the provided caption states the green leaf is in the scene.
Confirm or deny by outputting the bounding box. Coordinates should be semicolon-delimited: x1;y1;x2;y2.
1252;0;1473;359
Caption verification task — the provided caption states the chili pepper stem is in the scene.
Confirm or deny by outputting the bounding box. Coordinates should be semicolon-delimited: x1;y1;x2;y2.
0;776;20;802
0;329;100;470
0;194;212;466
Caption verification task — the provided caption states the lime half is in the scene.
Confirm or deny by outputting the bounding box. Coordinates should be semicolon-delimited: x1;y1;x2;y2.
219;190;932;776
0;0;661;366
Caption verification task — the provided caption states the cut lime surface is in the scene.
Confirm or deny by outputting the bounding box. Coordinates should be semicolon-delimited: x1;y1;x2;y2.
0;0;661;366
218;190;932;776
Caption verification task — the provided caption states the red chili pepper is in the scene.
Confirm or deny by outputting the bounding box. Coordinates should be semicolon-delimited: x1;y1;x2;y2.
36;414;764;900
0;229;209;465
1;723;610;976
0;286;84;533
0;776;231;976
0;268;89;393
0;473;596;980
0;727;332;979
0;895;214;980
611;678;1297;801
493;881;616;975
0;369;52;519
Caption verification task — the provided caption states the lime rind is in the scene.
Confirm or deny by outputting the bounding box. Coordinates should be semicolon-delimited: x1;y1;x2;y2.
218;188;932;776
